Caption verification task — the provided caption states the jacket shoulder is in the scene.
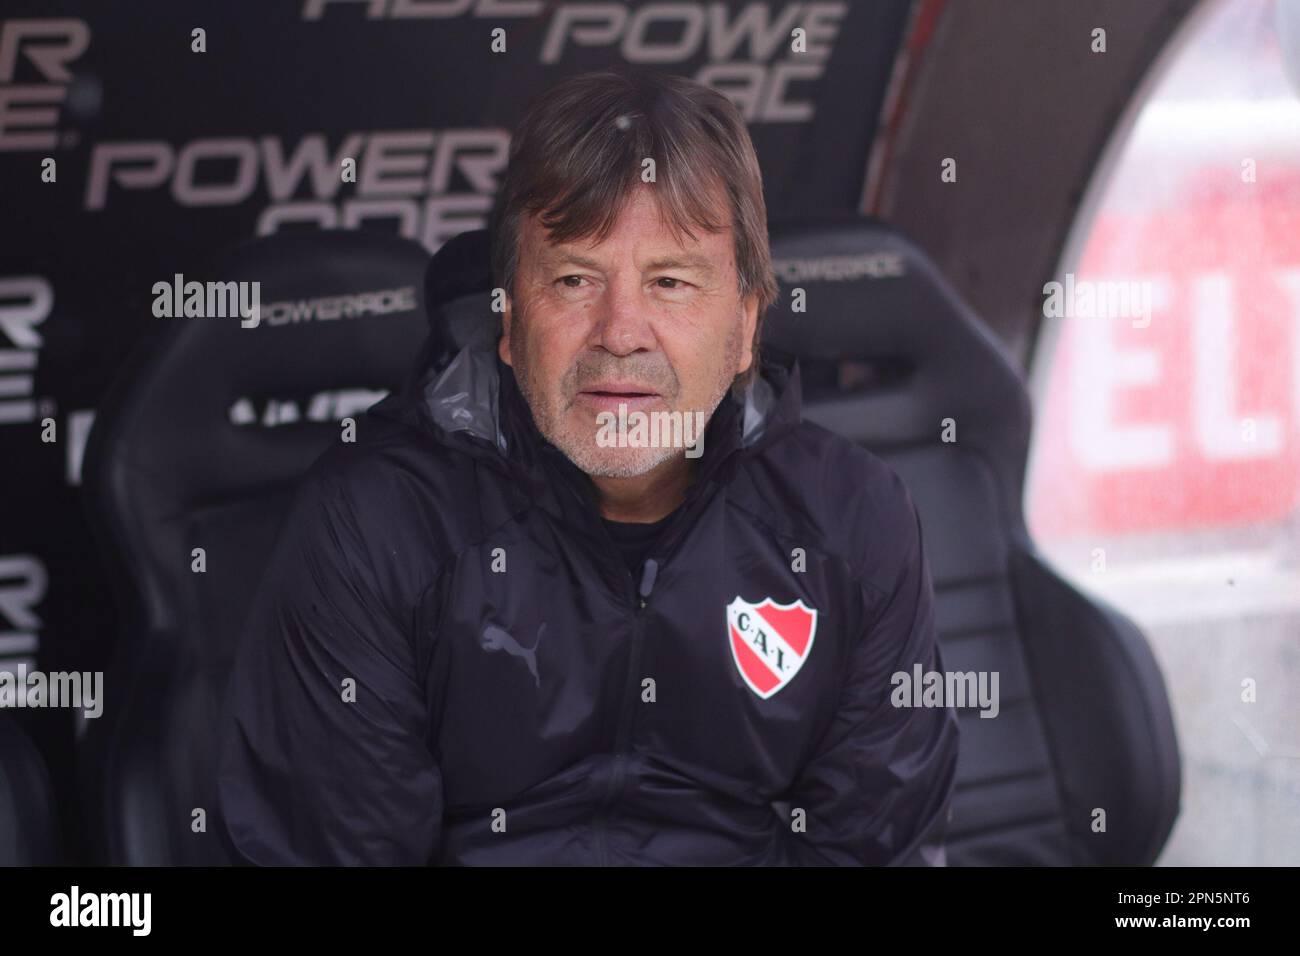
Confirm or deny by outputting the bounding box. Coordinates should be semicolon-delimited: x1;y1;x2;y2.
286;409;487;595
745;420;924;598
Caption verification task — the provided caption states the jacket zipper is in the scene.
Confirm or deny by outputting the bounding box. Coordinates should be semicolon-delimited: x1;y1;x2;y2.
536;435;728;864
593;557;658;865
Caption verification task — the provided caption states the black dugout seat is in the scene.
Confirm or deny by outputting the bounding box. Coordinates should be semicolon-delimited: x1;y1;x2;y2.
764;216;1181;864
0;714;62;865
83;219;1179;866
80;230;431;864
423;223;1181;865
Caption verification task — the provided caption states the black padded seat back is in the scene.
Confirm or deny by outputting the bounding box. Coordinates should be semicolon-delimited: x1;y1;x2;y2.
419;226;498;364
0;715;62;865
81;230;431;864
766;216;1180;865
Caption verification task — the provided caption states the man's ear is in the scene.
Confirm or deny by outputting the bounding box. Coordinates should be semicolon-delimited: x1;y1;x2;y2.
498;291;514;367
736;292;759;375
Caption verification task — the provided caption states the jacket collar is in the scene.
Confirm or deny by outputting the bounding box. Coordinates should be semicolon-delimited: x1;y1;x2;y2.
399;341;803;520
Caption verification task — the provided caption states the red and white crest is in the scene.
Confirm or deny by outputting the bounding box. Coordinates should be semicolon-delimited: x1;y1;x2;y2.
726;597;818;699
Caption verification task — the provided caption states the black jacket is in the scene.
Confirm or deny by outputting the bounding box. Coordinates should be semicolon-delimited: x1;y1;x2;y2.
215;340;960;865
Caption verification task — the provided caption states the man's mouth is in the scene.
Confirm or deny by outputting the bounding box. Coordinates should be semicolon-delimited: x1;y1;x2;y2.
583;388;657;398
574;385;663;411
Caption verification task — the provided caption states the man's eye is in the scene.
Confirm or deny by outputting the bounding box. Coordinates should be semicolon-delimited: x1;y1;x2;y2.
656;277;687;290
558;275;586;288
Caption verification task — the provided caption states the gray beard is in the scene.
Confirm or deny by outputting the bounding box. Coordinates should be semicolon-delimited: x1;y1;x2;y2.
508;315;744;479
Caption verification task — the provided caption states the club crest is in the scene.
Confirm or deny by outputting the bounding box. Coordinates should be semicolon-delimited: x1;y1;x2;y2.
726;596;817;699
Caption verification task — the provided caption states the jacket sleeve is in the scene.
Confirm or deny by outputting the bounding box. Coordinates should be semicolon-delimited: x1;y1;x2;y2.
215;469;443;865
777;476;961;866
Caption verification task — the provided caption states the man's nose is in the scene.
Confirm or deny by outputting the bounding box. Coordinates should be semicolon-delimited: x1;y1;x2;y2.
588;274;656;356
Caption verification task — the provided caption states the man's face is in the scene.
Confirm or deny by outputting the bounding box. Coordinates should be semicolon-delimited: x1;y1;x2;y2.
500;184;759;478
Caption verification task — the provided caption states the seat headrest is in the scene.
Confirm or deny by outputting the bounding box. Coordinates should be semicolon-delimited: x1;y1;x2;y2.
766;216;1030;459
87;229;431;508
422;228;499;369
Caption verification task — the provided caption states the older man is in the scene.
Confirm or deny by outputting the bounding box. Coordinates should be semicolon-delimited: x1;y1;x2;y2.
216;68;959;866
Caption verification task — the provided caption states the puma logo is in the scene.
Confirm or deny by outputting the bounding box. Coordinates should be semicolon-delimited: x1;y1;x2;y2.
480;621;545;687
